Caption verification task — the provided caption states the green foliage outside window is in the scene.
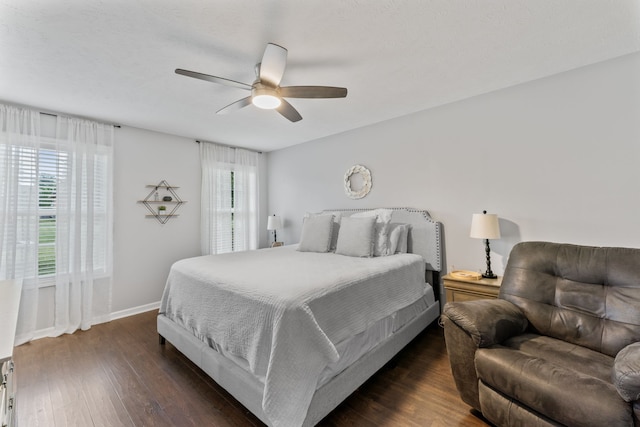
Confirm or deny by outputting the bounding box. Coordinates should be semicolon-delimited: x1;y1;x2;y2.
38;173;56;276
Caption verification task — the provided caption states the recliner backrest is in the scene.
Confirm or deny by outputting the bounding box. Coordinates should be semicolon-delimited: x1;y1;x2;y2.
499;241;640;357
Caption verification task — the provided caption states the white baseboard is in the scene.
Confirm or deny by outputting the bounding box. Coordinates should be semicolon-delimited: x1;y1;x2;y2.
28;301;161;342
109;301;160;321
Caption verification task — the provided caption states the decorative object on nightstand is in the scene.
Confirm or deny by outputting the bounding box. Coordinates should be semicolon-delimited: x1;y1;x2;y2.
470;210;501;279
443;273;502;302
450;270;482;281
267;214;282;247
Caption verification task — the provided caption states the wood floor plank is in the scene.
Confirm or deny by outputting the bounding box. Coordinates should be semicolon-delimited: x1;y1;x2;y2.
16;383;55;427
80;371;135;427
52;398;95;427
100;344;175;427
14;310;489;427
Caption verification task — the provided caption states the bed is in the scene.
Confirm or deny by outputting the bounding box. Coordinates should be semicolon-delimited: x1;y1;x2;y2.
157;208;443;427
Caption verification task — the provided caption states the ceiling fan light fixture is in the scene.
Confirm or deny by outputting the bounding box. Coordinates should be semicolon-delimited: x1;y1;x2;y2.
252;86;281;109
252;94;281;109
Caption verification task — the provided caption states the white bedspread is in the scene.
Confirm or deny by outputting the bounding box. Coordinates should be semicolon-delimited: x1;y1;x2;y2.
159;245;428;427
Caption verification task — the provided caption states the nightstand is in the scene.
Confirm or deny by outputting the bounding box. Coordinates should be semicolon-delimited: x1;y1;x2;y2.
443;274;502;302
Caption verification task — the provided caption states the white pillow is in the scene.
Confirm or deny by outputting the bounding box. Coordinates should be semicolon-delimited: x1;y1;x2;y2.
351;209;393;256
304;211;342;251
388;223;410;254
335;216;376;257
297;214;334;253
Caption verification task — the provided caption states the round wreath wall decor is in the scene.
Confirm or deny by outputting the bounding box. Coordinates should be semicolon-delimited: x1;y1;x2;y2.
344;164;372;199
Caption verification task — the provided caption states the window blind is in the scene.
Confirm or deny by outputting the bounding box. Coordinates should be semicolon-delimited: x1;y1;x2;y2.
214;165;234;253
200;142;259;255
2;142;109;279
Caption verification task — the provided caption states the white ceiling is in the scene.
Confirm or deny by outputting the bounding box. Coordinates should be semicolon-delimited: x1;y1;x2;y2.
1;1;639;152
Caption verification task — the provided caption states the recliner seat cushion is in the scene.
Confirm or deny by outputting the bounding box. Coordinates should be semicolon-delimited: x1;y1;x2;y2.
475;334;633;427
503;333;614;381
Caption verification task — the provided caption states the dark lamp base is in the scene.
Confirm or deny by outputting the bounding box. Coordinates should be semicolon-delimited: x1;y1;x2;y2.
481;238;498;279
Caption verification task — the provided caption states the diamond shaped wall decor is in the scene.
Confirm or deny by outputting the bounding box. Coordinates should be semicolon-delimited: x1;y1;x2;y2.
139;180;186;224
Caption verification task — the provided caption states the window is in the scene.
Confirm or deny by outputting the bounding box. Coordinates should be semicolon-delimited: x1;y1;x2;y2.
214;167;258;254
10;141;110;282
37;148;61;276
1;104;114;342
200;142;259;255
224;171;237;252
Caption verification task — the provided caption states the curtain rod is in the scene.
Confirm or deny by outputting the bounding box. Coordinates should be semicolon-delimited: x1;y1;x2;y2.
39;111;121;128
3;100;120;127
196;140;263;154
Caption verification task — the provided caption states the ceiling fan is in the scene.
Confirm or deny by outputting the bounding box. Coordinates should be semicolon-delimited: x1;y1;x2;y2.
175;43;347;122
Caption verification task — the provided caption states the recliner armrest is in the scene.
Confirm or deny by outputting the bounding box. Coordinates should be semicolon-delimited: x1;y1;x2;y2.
613;342;640;402
442;299;528;347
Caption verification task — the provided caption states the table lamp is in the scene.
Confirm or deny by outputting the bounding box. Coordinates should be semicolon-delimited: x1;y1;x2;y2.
267;214;282;246
470;210;501;279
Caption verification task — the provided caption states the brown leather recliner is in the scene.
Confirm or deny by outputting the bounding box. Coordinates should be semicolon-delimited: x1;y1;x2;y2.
442;242;640;426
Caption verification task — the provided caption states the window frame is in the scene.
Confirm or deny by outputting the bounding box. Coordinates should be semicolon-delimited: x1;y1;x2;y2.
11;137;111;287
215;166;258;254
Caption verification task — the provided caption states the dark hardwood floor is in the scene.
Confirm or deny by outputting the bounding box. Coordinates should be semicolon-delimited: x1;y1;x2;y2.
14;310;489;427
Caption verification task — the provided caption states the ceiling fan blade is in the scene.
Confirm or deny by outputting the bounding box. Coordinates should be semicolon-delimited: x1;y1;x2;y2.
279;86;348;99
259;43;287;87
216;97;252;114
276;99;302;122
175;69;251;90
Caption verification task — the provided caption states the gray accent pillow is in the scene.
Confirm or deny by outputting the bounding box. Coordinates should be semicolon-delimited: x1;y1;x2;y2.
305;212;342;251
388;223;411;254
297;214;334;253
351;208;393;256
335;216;376;257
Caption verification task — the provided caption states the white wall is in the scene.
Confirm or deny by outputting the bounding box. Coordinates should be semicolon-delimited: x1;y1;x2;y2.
111;126;202;315
268;52;640;297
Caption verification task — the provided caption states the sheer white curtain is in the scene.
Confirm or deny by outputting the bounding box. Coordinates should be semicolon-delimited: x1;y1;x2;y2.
200;142;259;255
232;148;259;251
53;116;114;335
0;105;41;343
0;104;113;344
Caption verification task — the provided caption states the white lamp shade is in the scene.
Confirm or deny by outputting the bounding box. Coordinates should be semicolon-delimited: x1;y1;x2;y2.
470;213;501;239
267;215;282;231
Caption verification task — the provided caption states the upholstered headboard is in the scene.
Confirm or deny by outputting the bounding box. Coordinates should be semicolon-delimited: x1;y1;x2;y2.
322;208;443;272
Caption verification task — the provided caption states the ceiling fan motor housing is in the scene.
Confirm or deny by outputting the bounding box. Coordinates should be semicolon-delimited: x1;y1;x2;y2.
251;82;281;109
